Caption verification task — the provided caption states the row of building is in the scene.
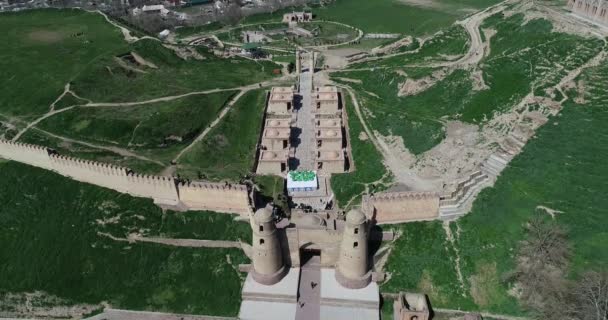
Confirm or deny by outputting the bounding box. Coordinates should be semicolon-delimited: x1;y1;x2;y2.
256;85;348;176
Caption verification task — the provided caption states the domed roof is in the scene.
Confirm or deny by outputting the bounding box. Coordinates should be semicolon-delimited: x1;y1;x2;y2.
329;151;340;159
269;120;280;126
254;207;273;223
263;151;277;159
346;209;366;225
327;130;337;137
267;130;279;137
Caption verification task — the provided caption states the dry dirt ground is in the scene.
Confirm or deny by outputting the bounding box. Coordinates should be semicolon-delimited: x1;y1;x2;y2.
0;291;102;319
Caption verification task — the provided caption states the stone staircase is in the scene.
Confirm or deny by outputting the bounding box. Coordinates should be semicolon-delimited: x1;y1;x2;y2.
439;152;512;220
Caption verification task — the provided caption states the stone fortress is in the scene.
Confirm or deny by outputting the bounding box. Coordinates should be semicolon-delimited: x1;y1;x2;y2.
0;48;473;320
241;49;434;320
239;206;385;320
568;0;608;26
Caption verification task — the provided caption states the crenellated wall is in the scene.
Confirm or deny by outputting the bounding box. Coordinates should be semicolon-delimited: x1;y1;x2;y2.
362;191;439;224
0;139;251;215
178;181;251;214
0;140;53;169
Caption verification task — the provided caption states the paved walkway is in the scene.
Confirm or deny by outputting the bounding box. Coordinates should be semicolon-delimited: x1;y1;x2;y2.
295;255;321;320
86;308;236;320
292;53;315;170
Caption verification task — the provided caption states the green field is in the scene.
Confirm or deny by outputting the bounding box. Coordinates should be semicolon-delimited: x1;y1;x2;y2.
330;93;390;208
36;91;236;165
71;39;278;103
0;161;250;316
178;89;267;181
0;9;124;117
334;14;603;154
314;0;501;35
0;9;283;177
381;56;608;315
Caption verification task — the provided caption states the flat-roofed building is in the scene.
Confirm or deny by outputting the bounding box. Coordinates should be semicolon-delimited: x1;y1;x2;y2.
262;127;291;150
315;118;342;129
313;86;340;115
268;87;294;115
257;150;289;175
316;128;343;151
315;150;345;173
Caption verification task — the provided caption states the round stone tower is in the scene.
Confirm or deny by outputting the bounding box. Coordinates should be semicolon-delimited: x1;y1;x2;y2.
251;207;285;285
335;208;372;289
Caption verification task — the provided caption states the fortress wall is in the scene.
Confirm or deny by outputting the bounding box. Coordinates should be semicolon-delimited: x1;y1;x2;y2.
0;139;53;169
362;191;439;224
49;154;132;194
0;139;251;214
178;181;251;215
126;173;179;205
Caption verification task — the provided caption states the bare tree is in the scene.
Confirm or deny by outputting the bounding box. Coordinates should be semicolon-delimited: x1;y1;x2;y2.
223;2;243;25
572;271;608;320
510;214;572;319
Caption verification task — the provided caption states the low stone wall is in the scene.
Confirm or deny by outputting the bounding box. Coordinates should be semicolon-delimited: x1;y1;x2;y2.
362;191;439;224
0;139;251;215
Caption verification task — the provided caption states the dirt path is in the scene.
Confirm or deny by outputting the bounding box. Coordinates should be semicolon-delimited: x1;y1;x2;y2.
433;308;531;320
172;89;248;163
93;10;160;44
82;76;292;108
432;0;512;68
11;106;78;141
33;128;165;166
97;232;243;249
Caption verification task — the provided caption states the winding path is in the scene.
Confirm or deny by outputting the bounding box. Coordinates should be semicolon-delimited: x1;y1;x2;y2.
172;89;248;162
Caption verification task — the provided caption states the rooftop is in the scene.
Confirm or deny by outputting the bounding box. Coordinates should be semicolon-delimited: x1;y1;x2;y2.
264;128;291;139
266;118;291;128
315;92;339;101
259;150;289;162
316;129;342;139
315;118;342;128
270;93;294;102
316;150;344;161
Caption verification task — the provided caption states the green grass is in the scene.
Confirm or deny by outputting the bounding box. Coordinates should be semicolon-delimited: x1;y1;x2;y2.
333;68;472;154
0;9;279;113
19;129;166;174
295;21;359;47
381;56;608;316
71;39;279;103
351;25;470;69
178;89;267;181
314;0;501;35
254;175;287;211
174;22;224;37
36;91;236;163
0;9;124;117
53;92;89;110
382;221;473;310
330;93;389;208
334;14;603;154
0;161;248;316
452;60;608;313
